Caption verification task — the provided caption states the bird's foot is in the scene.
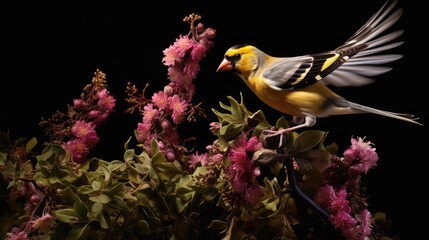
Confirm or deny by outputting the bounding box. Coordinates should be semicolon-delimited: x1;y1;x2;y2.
261;128;290;150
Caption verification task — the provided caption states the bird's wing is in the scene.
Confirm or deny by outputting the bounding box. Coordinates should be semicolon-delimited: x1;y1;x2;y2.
263;0;403;90
262;52;361;90
322;0;403;87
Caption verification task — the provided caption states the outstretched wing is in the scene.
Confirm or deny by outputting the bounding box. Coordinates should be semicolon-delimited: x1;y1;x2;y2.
263;0;403;90
323;0;403;87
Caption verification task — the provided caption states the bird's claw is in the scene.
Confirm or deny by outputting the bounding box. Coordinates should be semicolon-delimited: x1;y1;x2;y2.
261;129;289;150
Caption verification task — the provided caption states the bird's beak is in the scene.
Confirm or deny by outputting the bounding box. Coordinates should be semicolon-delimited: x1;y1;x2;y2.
216;58;233;72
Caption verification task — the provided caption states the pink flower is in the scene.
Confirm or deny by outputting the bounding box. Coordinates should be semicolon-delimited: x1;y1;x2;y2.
92;112;110;126
226;134;262;205
209;122;221;136
160;118;172;130
73;99;85;109
87;109;101;119
142;103;159;124
152;91;169;109
358;209;373;237
191;43;206;61
162;45;181;66
315;184;335;207
71;121;99;147
5;228;30;240
71;120;93;138
244;184;263;206
62;139;90;163
30;213;55;233
174;35;193;54
344;137;379;173
163;130;180;146
188;151;208;169
330;187;351;213
164;148;176;161
329;211;357;230
167;66;185;86
183;60;201;77
136;122;152;142
169;94;188;124
97;89;116;112
207;153;223;165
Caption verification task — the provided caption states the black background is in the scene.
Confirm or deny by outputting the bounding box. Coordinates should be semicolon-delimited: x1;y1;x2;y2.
1;1;425;238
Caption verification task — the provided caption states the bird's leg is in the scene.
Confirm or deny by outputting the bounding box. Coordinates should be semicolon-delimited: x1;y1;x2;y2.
262;115;317;149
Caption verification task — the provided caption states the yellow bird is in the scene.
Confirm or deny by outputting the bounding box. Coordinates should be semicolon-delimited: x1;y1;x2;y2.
217;0;422;136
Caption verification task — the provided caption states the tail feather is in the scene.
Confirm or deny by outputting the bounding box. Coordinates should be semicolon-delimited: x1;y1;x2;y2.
347;101;422;126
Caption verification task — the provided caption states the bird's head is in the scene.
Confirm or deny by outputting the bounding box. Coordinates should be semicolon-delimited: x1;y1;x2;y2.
216;44;261;77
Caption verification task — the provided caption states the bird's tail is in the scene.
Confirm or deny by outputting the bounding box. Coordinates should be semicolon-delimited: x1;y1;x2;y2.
346;100;422;126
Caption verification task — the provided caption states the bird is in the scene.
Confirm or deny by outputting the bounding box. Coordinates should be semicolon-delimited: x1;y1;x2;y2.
216;0;422;139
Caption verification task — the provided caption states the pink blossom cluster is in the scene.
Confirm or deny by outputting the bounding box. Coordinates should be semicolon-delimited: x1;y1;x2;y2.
6;183;55;239
315;137;378;240
4;213;55;240
16;182;42;215
5;227;30;240
226;134;263;206
40;70;116;164
62;88;116;163
189;132;263;208
136;15;215;161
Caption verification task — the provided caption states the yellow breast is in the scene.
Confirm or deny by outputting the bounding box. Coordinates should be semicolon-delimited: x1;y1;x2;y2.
245;76;337;117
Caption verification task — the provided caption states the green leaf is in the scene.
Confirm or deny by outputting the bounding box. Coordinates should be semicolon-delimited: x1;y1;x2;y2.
112;195;129;211
89;194;111;204
0;151;7;163
262;196;279;212
65;224;89;240
55;208;81;223
107;160;126;172
263;177;275;195
249;110;271;130
135;151;151;164
152;151;167;165
92;181;101;191
150;139;160;154
308;149;332;173
108;183;126;197
25;137;37;153
89;202;103;220
134;220;151;235
219;100;232;111
124;149;135;163
33;173;49;186
48;175;61;184
146;216;163;233
123;136;132;150
208;220;228;230
57;187;88;218
152;161;181;183
78;185;97;195
134;163;150;175
227;95;243;120
276;116;290;130
74;198;88;219
101;164;111;185
293;130;327;153
220;123;245;141
325;142;339;155
99;211;110;229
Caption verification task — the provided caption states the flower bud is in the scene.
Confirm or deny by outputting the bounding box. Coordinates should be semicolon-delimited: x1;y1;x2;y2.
73;99;85;109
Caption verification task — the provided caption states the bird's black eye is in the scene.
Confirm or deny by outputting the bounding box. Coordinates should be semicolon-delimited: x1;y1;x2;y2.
226;54;241;62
